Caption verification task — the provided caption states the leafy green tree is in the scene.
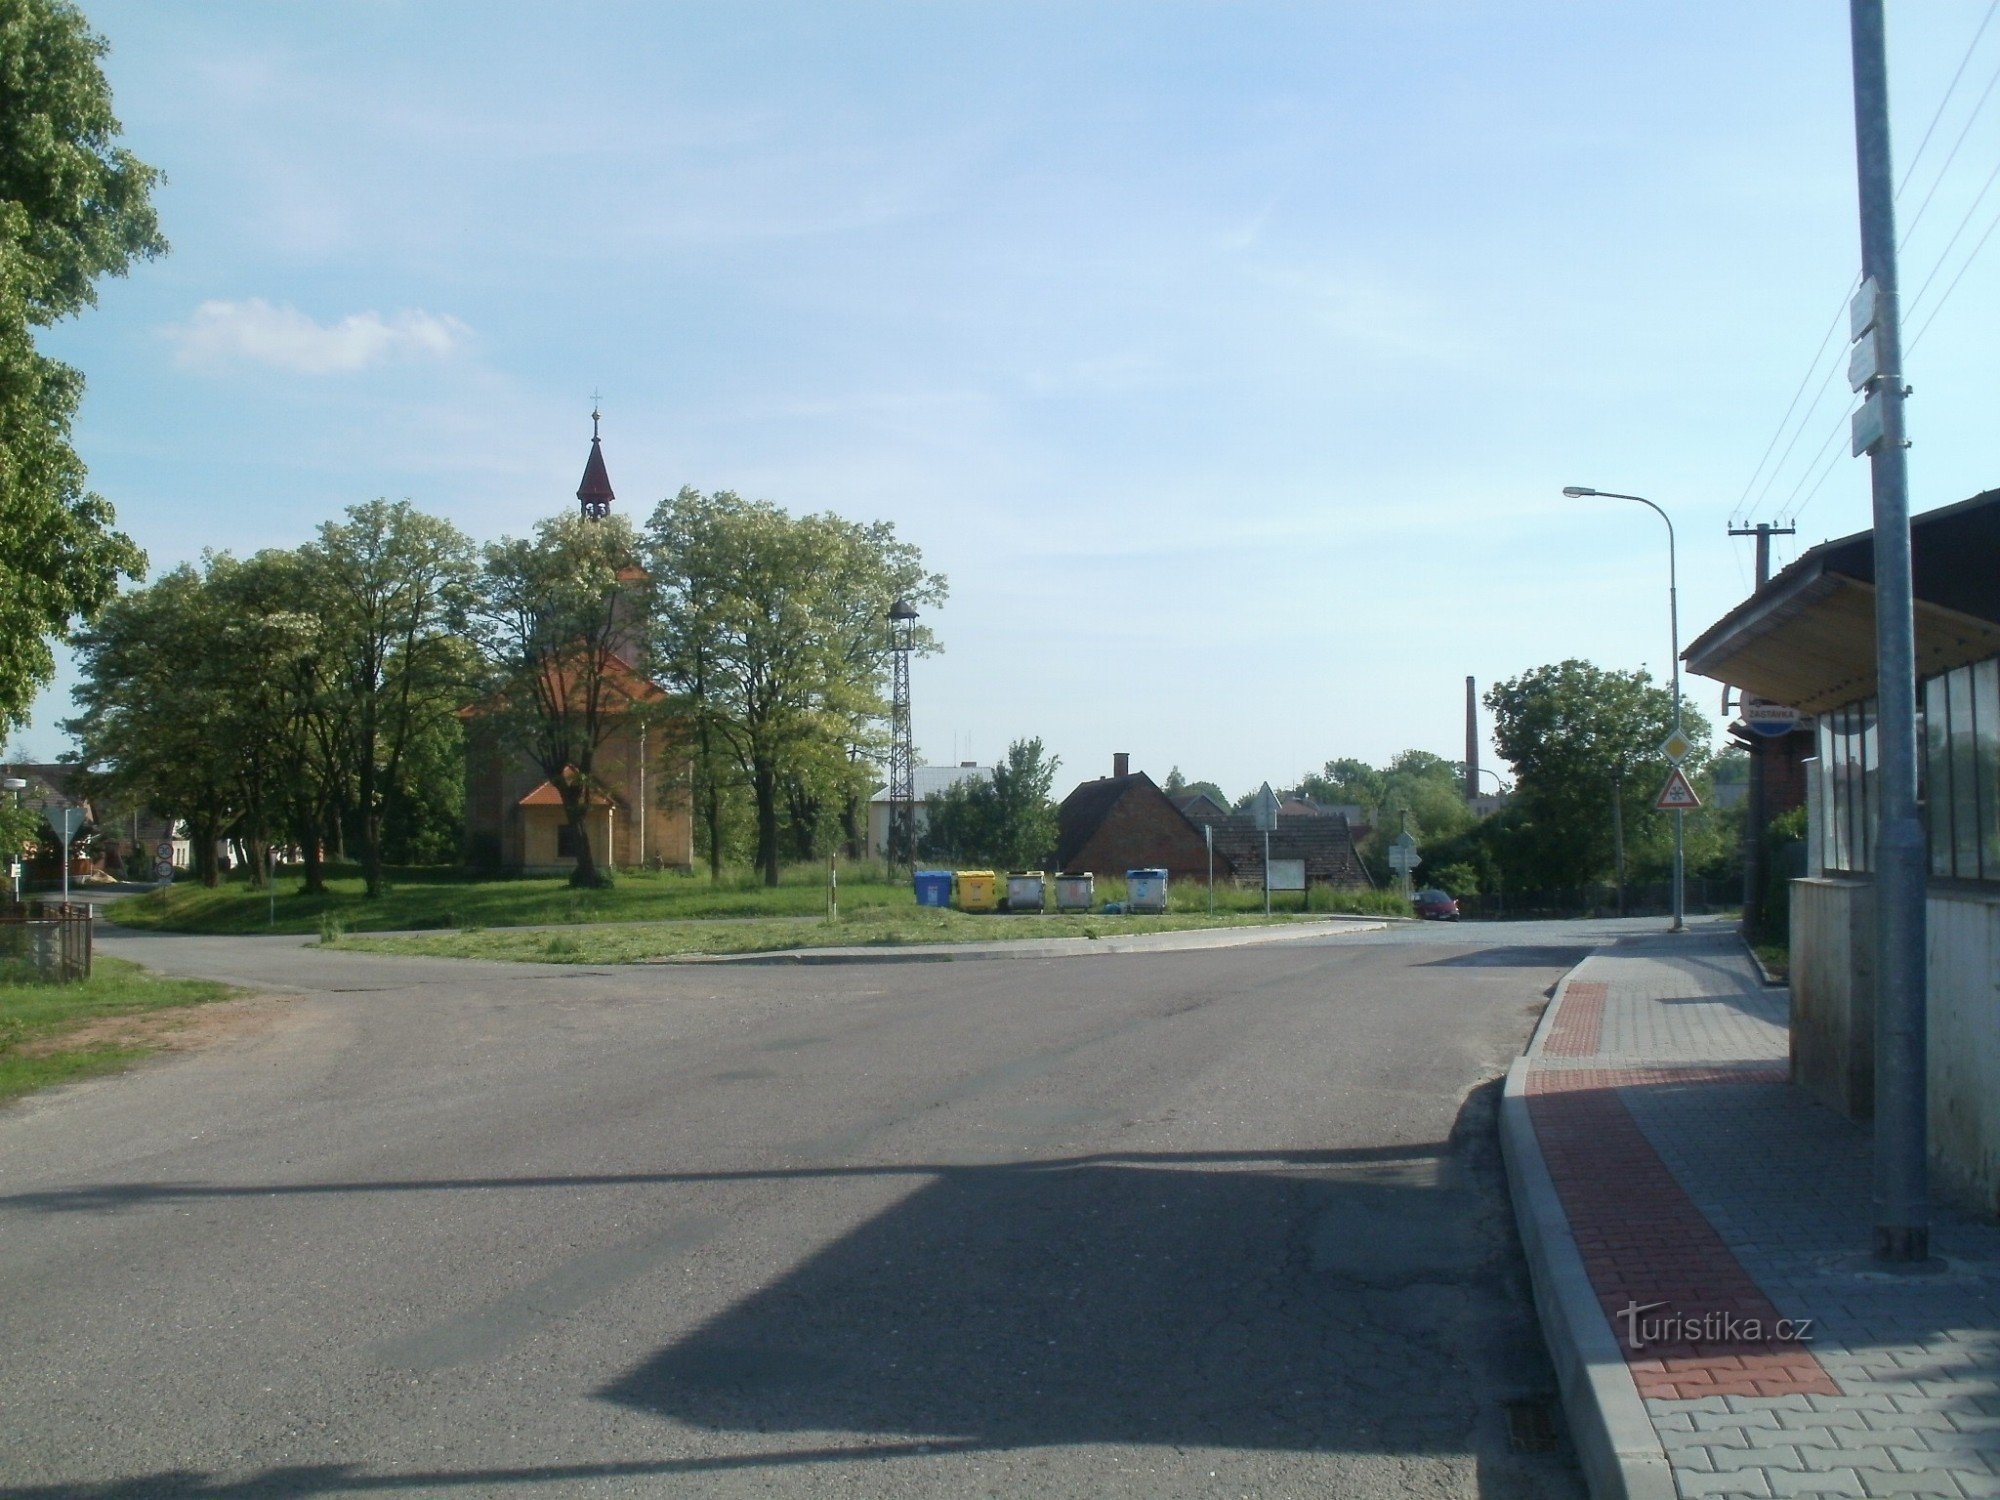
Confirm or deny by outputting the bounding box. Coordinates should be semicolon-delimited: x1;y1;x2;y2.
919;738;1059;868
1485;659;1710;891
646;488;945;886
1163;766;1229;809
472;513;654;890
302;500;476;896
0;0;160;730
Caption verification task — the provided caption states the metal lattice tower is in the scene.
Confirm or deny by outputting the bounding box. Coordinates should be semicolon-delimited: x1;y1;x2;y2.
887;599;918;871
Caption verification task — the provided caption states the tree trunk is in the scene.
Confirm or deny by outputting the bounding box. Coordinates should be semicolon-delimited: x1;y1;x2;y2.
299;829;326;896
840;791;863;861
562;789;607;889
753;759;780;886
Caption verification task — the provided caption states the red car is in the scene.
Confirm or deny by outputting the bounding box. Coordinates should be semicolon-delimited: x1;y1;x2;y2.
1413;888;1461;921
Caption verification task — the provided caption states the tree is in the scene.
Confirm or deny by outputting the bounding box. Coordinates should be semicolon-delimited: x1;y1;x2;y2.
0;0;161;730
1485;659;1710;891
1162;766;1228;809
302;501;475;896
646;489;944;886
471;513;654;889
919;738;1059;868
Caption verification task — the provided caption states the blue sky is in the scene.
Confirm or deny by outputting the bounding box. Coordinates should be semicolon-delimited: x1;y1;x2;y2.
26;2;2000;801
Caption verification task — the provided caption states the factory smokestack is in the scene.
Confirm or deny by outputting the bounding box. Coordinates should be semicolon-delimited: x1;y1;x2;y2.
1465;676;1480;804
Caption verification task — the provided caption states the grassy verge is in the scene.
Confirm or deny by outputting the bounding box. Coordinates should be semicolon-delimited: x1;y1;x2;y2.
1752;940;1790;984
0;957;237;1105
109;862;1411;937
108;863;912;937
335;906;1391;965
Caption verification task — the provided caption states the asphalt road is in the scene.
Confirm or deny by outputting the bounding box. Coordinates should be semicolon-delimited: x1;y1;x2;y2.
0;917;1662;1498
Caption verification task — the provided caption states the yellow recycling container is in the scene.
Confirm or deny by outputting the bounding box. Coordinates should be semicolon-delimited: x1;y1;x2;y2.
952;870;999;913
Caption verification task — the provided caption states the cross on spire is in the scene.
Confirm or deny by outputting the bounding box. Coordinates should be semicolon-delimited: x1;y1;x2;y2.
577;406;614;520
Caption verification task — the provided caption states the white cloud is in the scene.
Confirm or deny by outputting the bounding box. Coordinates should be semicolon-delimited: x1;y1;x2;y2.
166;299;469;375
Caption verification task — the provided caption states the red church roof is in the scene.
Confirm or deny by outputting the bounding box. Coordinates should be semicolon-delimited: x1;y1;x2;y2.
577;409;614;517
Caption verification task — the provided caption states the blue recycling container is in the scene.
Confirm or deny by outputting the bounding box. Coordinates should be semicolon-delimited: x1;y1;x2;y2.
913;869;954;908
1126;867;1168;914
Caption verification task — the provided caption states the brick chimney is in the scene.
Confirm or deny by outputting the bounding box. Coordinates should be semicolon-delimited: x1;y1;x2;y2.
1113;752;1130;778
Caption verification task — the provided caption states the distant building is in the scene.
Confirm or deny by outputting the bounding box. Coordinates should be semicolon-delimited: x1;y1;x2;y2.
1168;790;1229;821
868;762;993;860
1057;754;1230;881
1178;796;1372;889
461;418;694;874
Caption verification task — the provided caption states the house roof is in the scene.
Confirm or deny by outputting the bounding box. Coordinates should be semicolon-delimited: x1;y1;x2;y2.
1685;488;2000;712
1203;814;1371;886
1055;772;1149;870
871;763;994;804
1169;791;1229;819
518;771;624;810
460;649;668;719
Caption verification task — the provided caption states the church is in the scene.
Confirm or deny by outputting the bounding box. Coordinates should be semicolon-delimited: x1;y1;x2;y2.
461;419;695;874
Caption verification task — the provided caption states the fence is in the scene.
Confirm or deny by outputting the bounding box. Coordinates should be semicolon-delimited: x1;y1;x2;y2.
0;901;94;983
1453;877;1734;922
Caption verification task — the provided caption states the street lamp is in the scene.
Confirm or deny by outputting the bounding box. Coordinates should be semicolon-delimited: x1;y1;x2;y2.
886;599;918;873
1563;485;1686;933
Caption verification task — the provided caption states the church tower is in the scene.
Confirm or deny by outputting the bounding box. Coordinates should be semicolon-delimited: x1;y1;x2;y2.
577;408;615;520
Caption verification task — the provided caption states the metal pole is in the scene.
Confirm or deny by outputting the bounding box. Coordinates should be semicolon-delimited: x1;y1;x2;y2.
1612;768;1626;917
1263;829;1271;916
1851;0;1929;1263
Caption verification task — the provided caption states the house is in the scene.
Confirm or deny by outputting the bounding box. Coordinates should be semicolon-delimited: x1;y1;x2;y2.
1178;798;1372;889
1685;487;2000;1214
1056;754;1231;881
461;419;694;874
1169;789;1229;821
868;762;993;861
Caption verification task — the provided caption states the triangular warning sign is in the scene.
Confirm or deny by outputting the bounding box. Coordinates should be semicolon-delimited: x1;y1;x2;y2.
1655;767;1702;811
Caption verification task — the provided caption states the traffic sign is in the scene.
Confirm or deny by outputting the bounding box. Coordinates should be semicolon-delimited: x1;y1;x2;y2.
1387;833;1422;873
1851;275;1881;340
52;807;85;847
1251;782;1280;832
1742;695;1811;738
155;840;173;861
1852;389;1886;456
1655;767;1702;811
1658;729;1693;764
153;859;174;882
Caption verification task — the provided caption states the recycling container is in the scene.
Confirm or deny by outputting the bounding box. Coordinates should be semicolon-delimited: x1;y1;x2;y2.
1126;867;1168;914
1055;873;1095;912
913;869;954;908
953;869;998;913
1006;871;1046;913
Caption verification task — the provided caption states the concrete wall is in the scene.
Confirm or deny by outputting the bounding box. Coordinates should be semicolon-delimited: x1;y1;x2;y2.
1790;878;1875;1121
1927;885;2000;1218
1792;877;2000;1218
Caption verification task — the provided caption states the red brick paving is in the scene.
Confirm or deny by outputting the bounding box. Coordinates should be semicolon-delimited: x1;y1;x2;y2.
1527;1065;1839;1399
1541;980;1606;1057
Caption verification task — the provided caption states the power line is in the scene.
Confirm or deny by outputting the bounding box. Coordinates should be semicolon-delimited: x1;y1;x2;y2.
1732;1;1997;530
1909;193;2000;349
1777;398;1858;526
1899;50;2000;254
1750;353;1850;522
1897;0;2000;201
1906;150;2000;314
1729;278;1855;528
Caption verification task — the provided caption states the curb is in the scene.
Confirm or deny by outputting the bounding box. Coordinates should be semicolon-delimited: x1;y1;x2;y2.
655;917;1392;965
1503;959;1675;1500
1738;934;1789;989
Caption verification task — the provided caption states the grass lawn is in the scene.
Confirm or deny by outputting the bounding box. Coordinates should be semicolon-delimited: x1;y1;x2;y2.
0;957;237;1105
109;863;1411;938
1753;940;1790;984
334;906;1386;964
108;863;913;937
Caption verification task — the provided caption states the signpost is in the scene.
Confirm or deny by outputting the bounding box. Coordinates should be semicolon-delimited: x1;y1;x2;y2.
1252;783;1279;915
1655;767;1702;812
1387;831;1421;899
51;806;85;904
1203;822;1214;916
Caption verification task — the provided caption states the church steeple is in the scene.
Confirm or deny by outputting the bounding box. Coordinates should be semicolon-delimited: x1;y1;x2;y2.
577;407;614;520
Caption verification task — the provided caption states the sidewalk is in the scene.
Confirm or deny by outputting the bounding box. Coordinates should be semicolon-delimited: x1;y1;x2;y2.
1504;922;2000;1500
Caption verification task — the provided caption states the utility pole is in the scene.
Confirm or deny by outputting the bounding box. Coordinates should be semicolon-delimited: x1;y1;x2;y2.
1850;0;1929;1265
886;600;918;875
1728;522;1795;937
1611;767;1626;918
